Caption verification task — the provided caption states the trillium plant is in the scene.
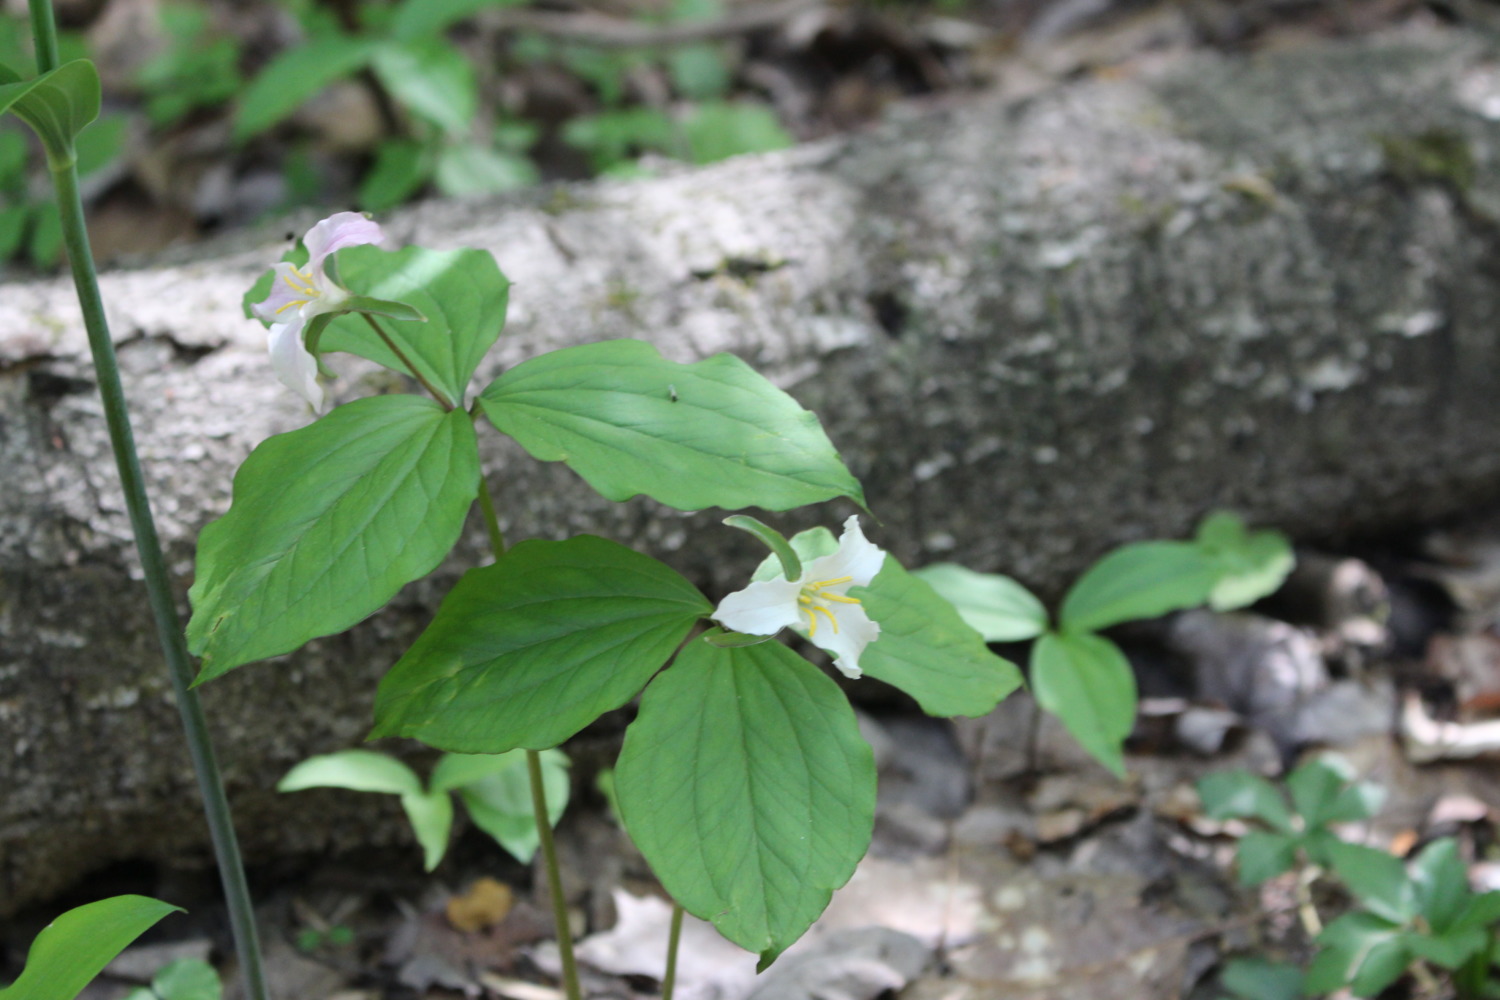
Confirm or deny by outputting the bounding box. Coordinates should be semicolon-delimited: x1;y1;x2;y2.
183;210;1026;988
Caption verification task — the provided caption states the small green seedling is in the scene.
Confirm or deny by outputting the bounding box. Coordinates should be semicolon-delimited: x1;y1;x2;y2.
1198;754;1385;885
917;510;1295;776
294;924;354;954
122;959;221;1000
278;748;570;869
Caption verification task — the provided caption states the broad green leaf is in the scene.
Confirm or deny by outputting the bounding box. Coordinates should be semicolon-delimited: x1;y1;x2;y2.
399;788;454;871
853;559;1023;717
359;139;430;212
433;141;537;196
1235;830;1298;885
1029;631;1135;777
1059;541;1216;633
277;749;423;796
1286;755;1371;829
911;563;1049;642
1325;841;1415;924
321;244;510;406
1349;936;1412;997
668;45;731;101
233;36;377;141
1195;511;1295;611
187;396;480;679
1454;890;1500;931
0;896;181;1000
480;339;865;511
0;60;99;168
1411;838;1471;933
616;638;875;967
439;749;569;863
1407;925;1487;969
1196;771;1294;834
371;535;711;752
681;101;792;164
372;40;476;135
1307;912;1403;996
147;959;220;1000
1220;957;1303;1000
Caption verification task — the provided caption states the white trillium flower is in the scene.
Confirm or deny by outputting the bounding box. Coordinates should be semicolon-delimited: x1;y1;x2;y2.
713;516;886;678
251;211;384;411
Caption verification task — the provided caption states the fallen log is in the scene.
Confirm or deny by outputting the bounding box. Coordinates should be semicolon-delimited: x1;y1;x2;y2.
5;23;1500;914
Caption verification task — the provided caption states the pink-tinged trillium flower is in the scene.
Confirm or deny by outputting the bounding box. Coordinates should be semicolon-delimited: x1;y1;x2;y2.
251;212;384;410
713;516;886;678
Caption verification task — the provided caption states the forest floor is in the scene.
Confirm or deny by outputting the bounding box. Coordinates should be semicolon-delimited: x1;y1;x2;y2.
6;0;1500;997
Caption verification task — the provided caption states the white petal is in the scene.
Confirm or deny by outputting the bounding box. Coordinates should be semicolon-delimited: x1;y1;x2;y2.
267;321;324;411
304;212;383;273
713;577;804;636
252;262;315;322
804;516;886;589
806;603;880;679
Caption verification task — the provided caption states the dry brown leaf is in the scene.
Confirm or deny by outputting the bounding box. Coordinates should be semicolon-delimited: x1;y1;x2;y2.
446;877;515;933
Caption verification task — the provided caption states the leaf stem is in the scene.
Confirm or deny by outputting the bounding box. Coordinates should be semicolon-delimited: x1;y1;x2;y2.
529;744;583;1000
662;903;684;1000
32;2;269;995
360;313;454;410
473;467;579;1000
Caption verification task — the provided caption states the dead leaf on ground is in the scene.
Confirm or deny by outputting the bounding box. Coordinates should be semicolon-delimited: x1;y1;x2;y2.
447;876;515;932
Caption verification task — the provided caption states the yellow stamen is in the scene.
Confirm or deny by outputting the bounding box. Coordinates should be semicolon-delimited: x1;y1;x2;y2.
274;298;310;315
803;603;837;637
281;270;317;295
817;591;861;604
811;576;853;588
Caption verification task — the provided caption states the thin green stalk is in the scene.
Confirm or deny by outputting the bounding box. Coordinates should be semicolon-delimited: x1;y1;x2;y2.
361;314;453;409
30;2;269;996
662;903;684;1000
528;746;583;1000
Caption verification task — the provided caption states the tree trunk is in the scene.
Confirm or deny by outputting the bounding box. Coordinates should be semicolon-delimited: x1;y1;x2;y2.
5;24;1500;913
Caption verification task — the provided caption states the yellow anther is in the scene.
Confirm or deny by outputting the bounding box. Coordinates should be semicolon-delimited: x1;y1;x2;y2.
281;271;317;295
811;576;853;588
274;298;309;315
817;591;861;604
803;603;837;637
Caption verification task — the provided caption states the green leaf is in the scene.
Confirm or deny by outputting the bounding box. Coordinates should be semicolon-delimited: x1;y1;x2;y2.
433;141;537;196
441;749;569;863
668;45;731;101
480;339;865;511
1287;755;1375;829
910;563;1048;642
1196;771;1294;834
1220;957;1303;1000
1453;890;1500;932
359;139;430;212
340;295;426;323
1325;841;1415;924
1411;838;1472;933
371;535;711;752
277;749;423;796
390;0;527;40
615;639;875;968
148;959;220;1000
680;101;792;164
0;60;99;168
1029;631;1135;778
1348;936;1412;997
399;788;454;871
27;200;61;268
187;396;480;680
1407;925;1487;969
0;896;181;1000
0;202;28;260
1059;541;1217;633
1235;830;1298;885
1195;511;1295;611
1307;912;1404;996
233;36;377;142
853;559;1024;717
372;40;476;135
321;244;510;406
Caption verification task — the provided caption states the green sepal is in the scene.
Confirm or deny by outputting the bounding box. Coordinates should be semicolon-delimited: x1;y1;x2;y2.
187;395;481;680
615;638;875;968
723;514;801;581
479;339;866;512
342;294;426;323
0;59;100;169
371;535;711;752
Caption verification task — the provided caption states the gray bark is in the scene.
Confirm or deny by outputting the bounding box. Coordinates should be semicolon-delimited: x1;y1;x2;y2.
6;24;1500;913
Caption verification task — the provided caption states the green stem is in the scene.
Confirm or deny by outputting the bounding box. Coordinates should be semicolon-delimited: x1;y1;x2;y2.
528;746;584;1000
361;314;453;410
26;0;59;71
33;9;269;999
471;469;579;1000
662;903;684;1000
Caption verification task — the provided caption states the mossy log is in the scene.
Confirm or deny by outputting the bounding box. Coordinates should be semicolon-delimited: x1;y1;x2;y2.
5;25;1500;913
